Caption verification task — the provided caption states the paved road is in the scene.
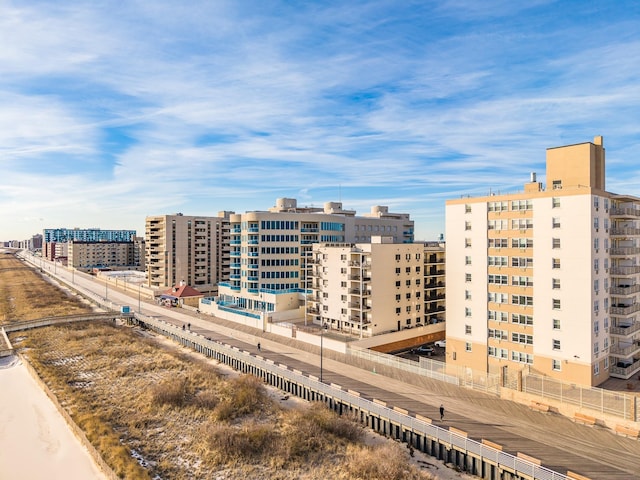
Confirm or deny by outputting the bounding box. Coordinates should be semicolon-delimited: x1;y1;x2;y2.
23;254;640;479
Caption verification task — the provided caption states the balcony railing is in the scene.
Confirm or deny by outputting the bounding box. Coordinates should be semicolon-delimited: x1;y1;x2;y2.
610;227;640;236
610;303;640;316
610;247;640;256
610;342;640;357
610;322;640;337
610;284;640;296
610;359;640;379
610;266;640;275
610;207;640;217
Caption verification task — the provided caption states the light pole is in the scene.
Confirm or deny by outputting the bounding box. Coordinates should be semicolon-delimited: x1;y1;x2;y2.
320;322;327;382
138;284;142;313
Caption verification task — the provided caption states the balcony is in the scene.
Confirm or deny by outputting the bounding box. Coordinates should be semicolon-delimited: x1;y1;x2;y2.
610;227;640;236
610;284;640;296
610;207;640;217
610;359;640;380
610;303;640;316
348;275;361;281
610;341;640;357
610;322;640;337
610;247;640;256
610;266;640;276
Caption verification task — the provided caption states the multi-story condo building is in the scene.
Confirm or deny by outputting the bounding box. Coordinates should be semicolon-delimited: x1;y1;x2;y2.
145;214;226;295
211;198;414;325
68;241;139;271
43;228;136;261
308;237;424;337
446;136;640;387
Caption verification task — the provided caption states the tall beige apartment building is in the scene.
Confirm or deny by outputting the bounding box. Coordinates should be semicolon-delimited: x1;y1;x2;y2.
446;136;640;387
145;214;227;295
308;237;425;337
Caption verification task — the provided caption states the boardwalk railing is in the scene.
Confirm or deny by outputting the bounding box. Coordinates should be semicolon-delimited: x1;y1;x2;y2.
132;312;569;480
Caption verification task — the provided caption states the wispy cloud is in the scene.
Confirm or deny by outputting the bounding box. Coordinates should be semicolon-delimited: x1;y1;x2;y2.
2;0;640;240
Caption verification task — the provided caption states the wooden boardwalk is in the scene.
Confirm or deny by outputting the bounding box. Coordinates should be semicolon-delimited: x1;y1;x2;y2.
179;314;640;480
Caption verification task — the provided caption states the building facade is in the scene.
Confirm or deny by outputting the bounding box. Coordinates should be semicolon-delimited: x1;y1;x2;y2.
446;136;640;387
68;241;139;271
145;214;226;295
214;198;414;324
308;237;424;337
43;228;136;261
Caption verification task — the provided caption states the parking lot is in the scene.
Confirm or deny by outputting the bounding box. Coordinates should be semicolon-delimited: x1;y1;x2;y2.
396;342;446;361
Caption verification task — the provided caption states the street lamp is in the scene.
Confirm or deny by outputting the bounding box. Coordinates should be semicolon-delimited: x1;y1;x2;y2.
320;322;328;382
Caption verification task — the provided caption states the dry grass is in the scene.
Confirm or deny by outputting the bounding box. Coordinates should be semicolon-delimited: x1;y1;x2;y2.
4;251;437;479
0;252;91;324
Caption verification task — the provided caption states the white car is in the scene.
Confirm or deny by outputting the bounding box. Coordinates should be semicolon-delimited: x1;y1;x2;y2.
434;340;446;348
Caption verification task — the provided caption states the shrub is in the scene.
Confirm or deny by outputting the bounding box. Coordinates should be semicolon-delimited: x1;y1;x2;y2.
344;442;434;480
152;377;188;407
206;423;277;464
214;375;269;421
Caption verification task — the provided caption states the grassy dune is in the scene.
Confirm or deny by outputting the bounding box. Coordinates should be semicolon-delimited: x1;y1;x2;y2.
4;252;435;479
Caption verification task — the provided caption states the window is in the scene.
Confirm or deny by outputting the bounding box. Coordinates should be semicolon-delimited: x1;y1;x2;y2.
511;295;533;306
395;294;401;301
512;333;533;345
594;217;599;230
465;324;472;334
552;180;562;190
405;279;411;287
552;258;561;269
552;197;560;208
552;217;561;228
395;307;401;314
465;204;472;213
465;256;472;266
552;359;561;371
553;299;561;310
594;320;600;335
553;319;561;330
406;306;411;313
465;273;472;282
552;278;561;289
465;290;472;300
465;221;472;231
594;300;599;313
594;259;599;272
395;280;401;287
594;237;600;251
511;314;533;325
465;238;472;248
465;342;472;352
552;238;561;249
405;267;411;274
395;254;401;261
594;196;600;209
552;339;561;350
395;267;401;274
465;307;472;317
406;319;412;326
488;274;508;285
594;279;599;293
406;293;411;300
594;363;600;376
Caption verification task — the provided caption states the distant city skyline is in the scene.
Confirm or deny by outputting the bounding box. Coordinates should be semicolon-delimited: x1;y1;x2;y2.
3;1;640;241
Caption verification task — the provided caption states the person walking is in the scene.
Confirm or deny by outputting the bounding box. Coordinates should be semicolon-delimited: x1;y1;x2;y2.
439;404;445;420
257;342;261;351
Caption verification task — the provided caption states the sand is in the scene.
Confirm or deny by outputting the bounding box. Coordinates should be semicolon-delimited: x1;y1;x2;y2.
0;356;107;480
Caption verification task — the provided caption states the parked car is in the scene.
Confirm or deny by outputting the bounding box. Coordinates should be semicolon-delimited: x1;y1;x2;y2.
412;345;435;356
434;340;446;348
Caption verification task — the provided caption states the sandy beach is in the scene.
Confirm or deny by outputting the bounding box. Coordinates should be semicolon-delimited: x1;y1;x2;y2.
0;355;106;480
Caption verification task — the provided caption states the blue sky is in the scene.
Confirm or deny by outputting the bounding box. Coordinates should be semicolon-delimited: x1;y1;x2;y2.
3;0;640;241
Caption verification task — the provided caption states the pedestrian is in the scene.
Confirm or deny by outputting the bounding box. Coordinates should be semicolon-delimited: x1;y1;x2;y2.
257;342;261;351
182;324;185;331
440;404;445;420
187;322;191;331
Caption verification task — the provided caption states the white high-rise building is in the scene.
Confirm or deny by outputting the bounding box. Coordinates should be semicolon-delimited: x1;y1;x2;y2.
446;136;640;387
211;198;414;326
